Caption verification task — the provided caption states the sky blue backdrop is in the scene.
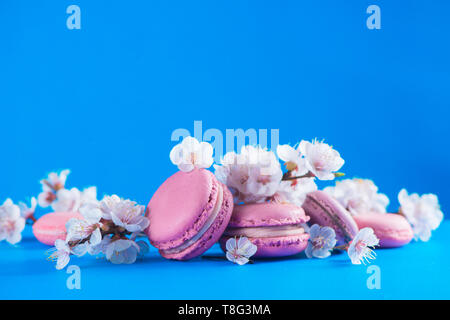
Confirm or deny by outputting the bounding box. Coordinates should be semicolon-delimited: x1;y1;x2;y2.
0;0;449;299
1;0;449;214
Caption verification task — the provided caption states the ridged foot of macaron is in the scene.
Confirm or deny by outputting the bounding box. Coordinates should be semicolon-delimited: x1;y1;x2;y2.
146;169;234;261
302;191;358;245
353;213;414;248
220;233;309;258
220;202;310;258
32;211;83;246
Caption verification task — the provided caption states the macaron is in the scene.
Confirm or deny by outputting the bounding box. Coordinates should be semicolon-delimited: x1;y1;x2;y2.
219;202;310;258
302;190;359;245
33;211;83;245
353;213;413;248
145;168;234;260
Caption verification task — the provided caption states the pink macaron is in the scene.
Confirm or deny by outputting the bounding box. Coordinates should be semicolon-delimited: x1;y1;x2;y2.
145;168;234;260
302;190;359;245
33;211;83;245
219;202;310;258
353;213;413;248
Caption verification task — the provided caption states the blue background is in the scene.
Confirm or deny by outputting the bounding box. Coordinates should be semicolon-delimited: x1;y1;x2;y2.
0;0;449;299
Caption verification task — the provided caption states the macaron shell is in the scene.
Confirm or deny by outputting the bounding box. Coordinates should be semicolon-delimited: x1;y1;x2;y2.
228;202;309;228
220;233;310;258
160;182;234;260
353;213;414;248
146;169;219;250
32;211;82;246
302;190;358;245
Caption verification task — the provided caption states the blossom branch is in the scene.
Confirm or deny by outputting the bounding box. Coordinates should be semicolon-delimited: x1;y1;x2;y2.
282;171;345;181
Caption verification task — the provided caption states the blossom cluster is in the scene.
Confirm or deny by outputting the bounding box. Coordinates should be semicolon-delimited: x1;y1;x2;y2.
47;195;150;270
216;140;344;205
38;169;98;213
0;199;26;245
324;178;444;242
398;189;443;242
0;169;98;247
324;178;390;215
170;136;345;206
0;169;151;270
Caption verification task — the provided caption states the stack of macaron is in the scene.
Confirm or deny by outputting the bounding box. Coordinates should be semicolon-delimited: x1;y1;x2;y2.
33;172;414;258
145;169;312;260
144;171;414;262
142;136;417;262
31;137;420;264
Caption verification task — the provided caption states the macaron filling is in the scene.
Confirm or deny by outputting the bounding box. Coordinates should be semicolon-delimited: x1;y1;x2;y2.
33;229;65;236
224;224;305;238
161;184;224;255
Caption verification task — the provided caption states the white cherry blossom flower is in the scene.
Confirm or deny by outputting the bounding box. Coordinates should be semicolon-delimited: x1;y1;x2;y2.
94;194;122;220
38;170;70;207
170;136;214;172
276;144;308;176
226;236;257;265
108;198;148;233
0;199;25;245
65;205;103;248
398;189;443;242
46;239;71;270
80;186;98;206
52;186;98;213
45;169;70;191
271;177;317;206
324;178;389;215
299;139;344;180
85;195;149;232
19;197;37;220
105;239;141;264
84;236;112;256
52;188;81;212
37;185;56;208
347;227;379;265
214;146;283;203
305;224;337;259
